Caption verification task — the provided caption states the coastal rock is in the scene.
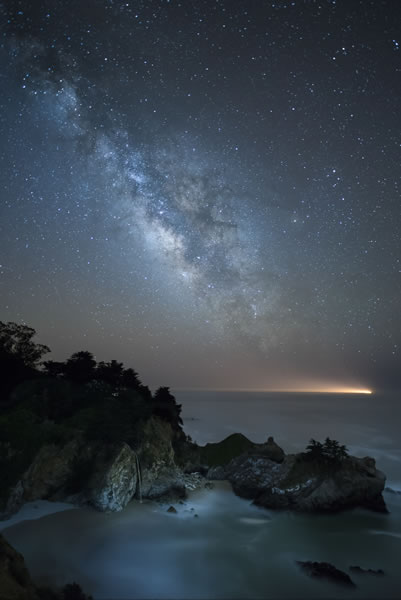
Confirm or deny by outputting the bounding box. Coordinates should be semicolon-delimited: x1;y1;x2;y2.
205;434;285;481
0;534;39;600
167;505;177;513
349;565;385;576
296;561;356;587
1;439;82;519
221;451;387;513
0;534;91;599
138;418;186;500
202;433;284;478
0;416;188;518
87;443;137;512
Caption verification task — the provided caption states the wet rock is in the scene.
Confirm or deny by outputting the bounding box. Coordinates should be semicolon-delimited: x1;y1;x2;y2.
296;561;356;587
167;505;177;513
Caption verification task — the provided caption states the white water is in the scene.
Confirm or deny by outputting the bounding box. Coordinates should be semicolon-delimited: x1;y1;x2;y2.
2;392;401;598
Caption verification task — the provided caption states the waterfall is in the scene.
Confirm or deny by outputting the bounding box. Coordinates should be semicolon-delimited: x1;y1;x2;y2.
134;451;142;503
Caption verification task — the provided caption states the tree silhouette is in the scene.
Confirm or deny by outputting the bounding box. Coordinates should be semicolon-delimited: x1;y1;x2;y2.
64;351;97;384
0;321;50;367
96;360;124;388
42;360;65;378
152;386;183;427
0;321;50;402
121;367;141;390
304;437;349;465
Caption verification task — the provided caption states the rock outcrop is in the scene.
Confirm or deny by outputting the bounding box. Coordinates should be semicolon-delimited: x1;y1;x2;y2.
1;417;187;519
0;534;40;600
209;444;387;513
87;442;138;511
296;561;356;587
204;434;285;480
0;422;387;519
349;565;385;576
0;534;92;599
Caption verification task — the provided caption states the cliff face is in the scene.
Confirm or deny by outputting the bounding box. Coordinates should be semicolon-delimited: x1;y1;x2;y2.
0;425;387;519
1;417;187;519
210;448;387;513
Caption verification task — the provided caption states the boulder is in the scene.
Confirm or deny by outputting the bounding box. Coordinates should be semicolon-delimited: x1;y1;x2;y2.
296;561;356;587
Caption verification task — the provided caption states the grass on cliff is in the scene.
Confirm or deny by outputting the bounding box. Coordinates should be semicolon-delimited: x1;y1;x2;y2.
200;433;255;467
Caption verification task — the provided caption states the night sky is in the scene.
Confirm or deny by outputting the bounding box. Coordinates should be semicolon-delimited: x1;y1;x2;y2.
1;0;400;392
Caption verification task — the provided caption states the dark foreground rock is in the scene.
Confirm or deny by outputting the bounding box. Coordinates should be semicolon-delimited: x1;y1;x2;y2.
211;446;387;513
297;561;356;587
0;534;91;600
384;487;401;495
350;565;385;575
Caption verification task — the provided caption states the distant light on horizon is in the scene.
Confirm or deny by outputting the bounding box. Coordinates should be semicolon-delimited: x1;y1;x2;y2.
177;386;373;394
290;387;373;395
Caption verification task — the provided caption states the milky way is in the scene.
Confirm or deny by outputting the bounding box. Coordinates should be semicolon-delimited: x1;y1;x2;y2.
1;1;400;390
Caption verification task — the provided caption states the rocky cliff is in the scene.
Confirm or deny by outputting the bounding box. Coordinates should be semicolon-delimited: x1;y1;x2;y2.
0;426;387;520
208;443;387;513
0;417;187;519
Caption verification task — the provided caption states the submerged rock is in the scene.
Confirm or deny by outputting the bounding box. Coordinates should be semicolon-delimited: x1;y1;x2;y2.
349;565;385;575
297;561;356;587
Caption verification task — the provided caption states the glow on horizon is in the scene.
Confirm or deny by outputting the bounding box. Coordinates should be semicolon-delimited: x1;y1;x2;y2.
177;387;373;394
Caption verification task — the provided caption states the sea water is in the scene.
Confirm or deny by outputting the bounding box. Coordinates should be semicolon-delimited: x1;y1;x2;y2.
2;392;401;599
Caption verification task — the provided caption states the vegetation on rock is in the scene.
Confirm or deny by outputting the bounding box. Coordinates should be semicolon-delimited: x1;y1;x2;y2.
0;320;185;509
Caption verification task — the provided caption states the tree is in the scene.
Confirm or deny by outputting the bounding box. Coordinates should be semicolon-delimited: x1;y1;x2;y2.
305;438;324;458
322;437;349;462
96;360;124;388
0;321;50;402
64;351;96;384
42;360;66;378
0;321;50;367
304;437;349;465
152;386;183;428
121;367;141;390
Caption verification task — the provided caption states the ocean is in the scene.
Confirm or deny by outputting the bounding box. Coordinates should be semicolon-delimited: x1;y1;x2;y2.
2;391;401;598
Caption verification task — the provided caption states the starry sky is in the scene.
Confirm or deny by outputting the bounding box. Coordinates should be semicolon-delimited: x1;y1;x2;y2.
1;0;400;392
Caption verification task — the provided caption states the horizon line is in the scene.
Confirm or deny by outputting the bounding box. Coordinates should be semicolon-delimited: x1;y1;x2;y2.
173;387;373;395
